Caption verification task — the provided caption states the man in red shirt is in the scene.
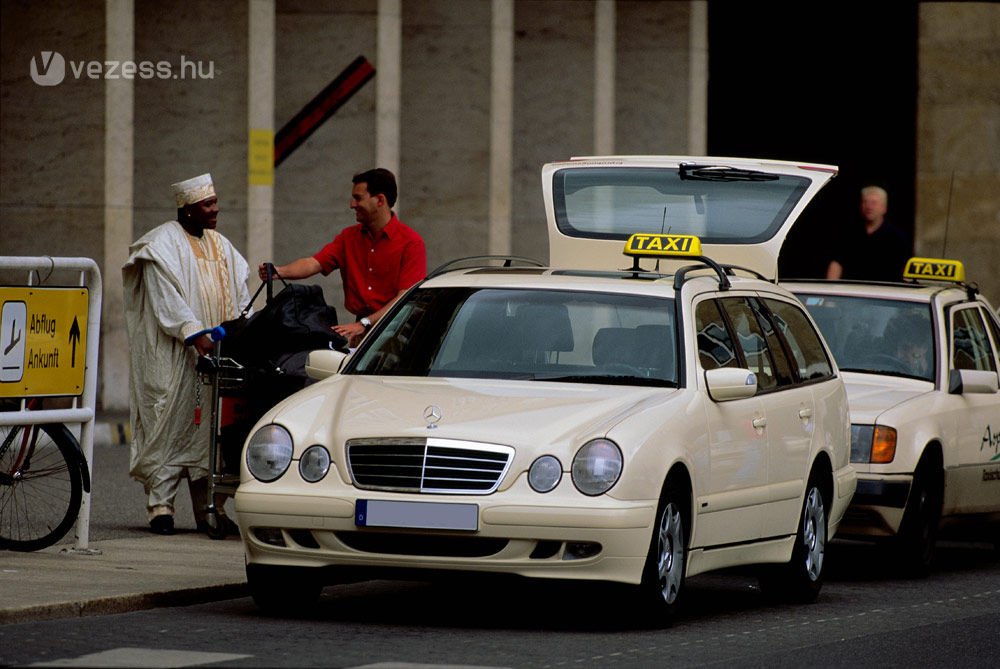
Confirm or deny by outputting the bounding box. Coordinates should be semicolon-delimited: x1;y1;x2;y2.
261;168;426;345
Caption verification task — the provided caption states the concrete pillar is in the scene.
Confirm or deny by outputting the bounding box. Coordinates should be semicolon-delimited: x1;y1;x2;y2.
102;0;133;412
594;0;615;155
377;0;402;189
688;0;708;155
247;0;275;271
489;0;514;255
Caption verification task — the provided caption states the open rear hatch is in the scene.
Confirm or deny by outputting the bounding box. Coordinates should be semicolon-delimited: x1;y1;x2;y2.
541;155;837;280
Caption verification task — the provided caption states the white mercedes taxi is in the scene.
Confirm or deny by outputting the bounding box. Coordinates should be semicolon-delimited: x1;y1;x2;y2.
784;258;1000;574
235;156;855;624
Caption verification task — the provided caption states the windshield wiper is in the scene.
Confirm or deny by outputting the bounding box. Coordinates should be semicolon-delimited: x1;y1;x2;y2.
678;163;780;182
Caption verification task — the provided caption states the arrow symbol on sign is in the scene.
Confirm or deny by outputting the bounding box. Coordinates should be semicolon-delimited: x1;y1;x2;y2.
69;316;81;367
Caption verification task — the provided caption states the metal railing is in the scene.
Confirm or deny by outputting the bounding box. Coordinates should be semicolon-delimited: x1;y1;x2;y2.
0;256;103;553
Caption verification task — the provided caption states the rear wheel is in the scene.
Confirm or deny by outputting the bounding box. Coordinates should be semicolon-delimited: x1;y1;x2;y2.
246;563;322;613
896;459;942;577
0;423;83;551
636;483;687;625
760;476;827;603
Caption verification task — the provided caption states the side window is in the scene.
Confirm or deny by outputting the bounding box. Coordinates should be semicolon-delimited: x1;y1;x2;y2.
749;298;795;387
765;298;835;382
984;307;1000;368
719;298;778;391
952;307;997;372
695;300;738;370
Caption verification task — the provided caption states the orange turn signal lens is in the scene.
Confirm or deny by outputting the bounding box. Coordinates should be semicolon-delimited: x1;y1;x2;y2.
871;426;897;464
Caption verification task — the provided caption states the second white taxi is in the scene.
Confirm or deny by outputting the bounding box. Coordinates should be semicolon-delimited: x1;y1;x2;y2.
785;258;1000;574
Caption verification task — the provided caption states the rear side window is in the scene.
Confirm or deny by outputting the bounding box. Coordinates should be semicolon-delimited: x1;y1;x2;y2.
765;298;835;382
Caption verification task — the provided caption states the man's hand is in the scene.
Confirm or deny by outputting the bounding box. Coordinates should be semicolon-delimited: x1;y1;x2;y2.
193;333;215;356
332;322;366;348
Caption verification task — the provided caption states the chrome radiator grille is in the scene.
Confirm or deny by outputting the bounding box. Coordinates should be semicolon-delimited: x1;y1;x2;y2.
346;438;514;494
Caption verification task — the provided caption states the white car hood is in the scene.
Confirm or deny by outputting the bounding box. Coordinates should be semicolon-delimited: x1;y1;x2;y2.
267;375;680;452
841;371;934;424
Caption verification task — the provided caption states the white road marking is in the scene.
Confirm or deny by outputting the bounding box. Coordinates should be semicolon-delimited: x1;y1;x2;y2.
26;647;251;668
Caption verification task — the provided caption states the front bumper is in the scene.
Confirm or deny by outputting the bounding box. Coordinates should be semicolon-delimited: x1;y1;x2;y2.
235;488;658;586
837;473;912;538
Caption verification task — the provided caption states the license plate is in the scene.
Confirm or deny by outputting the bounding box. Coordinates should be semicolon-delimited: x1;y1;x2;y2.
355;499;479;531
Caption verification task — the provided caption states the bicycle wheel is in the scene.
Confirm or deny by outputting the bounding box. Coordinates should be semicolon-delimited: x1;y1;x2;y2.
0;422;84;551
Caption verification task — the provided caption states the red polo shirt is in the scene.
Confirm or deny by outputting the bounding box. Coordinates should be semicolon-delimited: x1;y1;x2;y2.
313;214;426;317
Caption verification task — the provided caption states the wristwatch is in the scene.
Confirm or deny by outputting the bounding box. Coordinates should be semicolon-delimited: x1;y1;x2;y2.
360;317;372;330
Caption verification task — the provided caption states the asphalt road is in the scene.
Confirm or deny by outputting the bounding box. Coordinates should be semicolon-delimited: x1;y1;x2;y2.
1;540;998;668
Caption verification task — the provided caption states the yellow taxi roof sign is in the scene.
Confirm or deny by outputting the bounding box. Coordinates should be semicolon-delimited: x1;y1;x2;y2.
903;257;965;283
624;233;702;258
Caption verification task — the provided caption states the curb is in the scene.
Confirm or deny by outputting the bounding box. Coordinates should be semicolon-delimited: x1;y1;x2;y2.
0;583;247;625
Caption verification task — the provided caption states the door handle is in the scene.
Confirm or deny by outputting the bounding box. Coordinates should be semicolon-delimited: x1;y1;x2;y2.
798;407;812;420
752;416;766;429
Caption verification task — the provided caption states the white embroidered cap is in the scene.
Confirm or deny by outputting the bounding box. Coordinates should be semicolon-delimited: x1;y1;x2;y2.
172;173;216;207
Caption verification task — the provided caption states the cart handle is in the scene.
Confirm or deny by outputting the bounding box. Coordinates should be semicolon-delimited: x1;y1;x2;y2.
184;325;226;346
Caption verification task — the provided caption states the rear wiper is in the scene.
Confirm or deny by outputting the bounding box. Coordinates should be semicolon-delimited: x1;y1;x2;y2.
679;163;780;182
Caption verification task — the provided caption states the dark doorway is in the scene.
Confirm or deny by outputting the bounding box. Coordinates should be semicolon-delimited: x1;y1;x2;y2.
707;2;918;279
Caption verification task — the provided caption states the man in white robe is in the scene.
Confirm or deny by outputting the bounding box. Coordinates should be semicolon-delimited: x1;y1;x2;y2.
122;173;251;535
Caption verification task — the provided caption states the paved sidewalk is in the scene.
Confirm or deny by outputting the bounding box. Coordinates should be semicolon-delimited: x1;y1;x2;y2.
0;533;247;624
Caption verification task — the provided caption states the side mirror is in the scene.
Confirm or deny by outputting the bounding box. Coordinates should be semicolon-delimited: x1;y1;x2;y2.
305;349;349;380
705;367;758;401
948;368;999;395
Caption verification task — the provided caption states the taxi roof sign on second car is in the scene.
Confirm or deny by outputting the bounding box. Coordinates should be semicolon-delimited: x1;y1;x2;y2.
903;257;965;283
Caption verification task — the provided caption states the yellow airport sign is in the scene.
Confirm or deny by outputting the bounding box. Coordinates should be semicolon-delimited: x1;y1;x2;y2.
0;287;89;397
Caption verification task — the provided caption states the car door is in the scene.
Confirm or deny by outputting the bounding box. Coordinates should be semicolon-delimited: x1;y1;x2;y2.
947;304;1000;514
719;296;814;539
694;297;766;547
761;297;841;536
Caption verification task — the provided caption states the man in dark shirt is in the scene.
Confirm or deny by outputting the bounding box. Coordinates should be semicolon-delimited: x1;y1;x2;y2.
826;185;911;282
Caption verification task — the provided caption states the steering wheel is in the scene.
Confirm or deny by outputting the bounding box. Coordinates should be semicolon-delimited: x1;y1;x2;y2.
600;363;644;378
863;352;909;373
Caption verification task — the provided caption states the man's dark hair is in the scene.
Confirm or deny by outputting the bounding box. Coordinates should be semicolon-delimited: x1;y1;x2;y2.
353;168;397;208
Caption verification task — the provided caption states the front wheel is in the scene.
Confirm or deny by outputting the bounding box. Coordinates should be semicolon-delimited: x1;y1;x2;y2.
896;460;942;577
635;484;687;625
0;423;84;551
760;479;827;603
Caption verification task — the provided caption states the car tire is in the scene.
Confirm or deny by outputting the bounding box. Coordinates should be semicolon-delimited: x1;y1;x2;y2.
635;481;688;626
760;475;827;604
246;563;322;613
896;458;942;577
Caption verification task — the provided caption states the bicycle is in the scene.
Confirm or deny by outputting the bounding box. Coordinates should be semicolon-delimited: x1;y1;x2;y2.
0;397;91;551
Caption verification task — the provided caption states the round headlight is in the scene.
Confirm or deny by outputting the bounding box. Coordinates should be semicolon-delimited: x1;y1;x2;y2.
246;424;293;482
571;439;622;496
299;445;331;482
528;455;562;493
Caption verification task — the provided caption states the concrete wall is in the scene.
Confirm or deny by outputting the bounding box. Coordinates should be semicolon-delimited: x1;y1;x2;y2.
2;1;997;412
916;2;1000;306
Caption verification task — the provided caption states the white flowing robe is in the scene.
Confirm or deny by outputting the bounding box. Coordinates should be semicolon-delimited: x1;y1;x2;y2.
122;221;250;508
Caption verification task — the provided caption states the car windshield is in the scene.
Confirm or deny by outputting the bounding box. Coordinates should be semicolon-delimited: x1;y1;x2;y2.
795;293;935;382
350;287;679;387
551;166;811;243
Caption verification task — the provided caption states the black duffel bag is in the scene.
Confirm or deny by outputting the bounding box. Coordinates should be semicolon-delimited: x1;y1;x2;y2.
220;280;348;372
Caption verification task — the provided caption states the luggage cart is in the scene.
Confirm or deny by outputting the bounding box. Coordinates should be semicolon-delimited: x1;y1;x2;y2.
195;340;249;539
191;266;345;539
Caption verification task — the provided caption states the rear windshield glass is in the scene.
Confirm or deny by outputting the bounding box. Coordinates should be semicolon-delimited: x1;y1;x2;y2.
552;166;811;243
